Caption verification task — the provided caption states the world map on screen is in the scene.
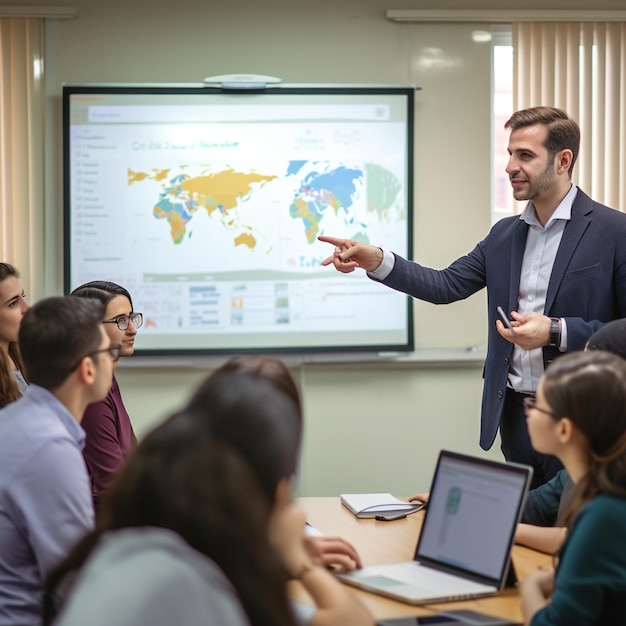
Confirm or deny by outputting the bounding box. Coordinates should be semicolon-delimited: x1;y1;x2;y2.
128;161;403;249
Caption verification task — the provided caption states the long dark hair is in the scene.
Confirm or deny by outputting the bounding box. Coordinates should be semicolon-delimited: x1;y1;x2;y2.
45;372;302;626
541;350;626;527
209;354;303;427
0;263;26;407
186;366;302;501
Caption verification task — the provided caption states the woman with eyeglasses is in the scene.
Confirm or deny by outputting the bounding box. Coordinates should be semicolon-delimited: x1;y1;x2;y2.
71;281;143;508
0;263;30;408
520;350;626;625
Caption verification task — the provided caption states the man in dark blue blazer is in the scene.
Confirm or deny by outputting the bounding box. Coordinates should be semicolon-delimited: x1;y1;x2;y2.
319;107;626;488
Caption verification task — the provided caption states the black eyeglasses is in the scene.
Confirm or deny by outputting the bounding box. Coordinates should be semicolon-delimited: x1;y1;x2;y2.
523;397;559;420
102;312;143;331
73;344;122;370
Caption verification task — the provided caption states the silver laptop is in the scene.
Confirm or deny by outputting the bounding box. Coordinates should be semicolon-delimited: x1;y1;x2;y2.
337;450;532;605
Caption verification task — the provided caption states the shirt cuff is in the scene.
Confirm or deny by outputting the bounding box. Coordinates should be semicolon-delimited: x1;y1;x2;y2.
559;318;567;351
366;249;395;281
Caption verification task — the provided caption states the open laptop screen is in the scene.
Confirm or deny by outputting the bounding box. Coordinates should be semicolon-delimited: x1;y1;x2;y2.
416;451;531;583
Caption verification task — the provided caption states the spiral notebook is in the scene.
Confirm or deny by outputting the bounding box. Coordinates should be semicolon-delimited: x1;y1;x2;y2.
337;450;532;605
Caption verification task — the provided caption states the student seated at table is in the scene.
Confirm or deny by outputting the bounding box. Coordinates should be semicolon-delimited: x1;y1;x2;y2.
515;317;626;554
215;354;362;572
520;350;626;625
44;370;374;626
0;296;116;625
71;281;141;508
0;262;30;408
411;318;626;556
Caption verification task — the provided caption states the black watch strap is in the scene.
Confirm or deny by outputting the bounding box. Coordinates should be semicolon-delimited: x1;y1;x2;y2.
548;317;561;348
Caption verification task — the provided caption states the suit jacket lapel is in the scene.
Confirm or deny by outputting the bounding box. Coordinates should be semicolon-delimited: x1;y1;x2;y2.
545;189;592;313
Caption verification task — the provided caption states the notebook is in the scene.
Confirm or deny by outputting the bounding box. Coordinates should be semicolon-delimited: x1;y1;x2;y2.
337;450;532;605
340;493;425;519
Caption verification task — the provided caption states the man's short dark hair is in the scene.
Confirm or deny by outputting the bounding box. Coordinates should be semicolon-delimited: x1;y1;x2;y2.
505;106;580;178
19;296;105;389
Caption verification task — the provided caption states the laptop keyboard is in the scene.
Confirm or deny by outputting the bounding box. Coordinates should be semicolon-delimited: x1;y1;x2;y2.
391;562;495;594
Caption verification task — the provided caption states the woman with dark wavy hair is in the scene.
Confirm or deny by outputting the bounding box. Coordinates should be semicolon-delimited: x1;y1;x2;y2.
521;350;626;625
45;369;373;626
0;263;29;408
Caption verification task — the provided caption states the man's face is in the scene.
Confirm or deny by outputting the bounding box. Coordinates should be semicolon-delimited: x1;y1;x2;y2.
505;124;558;202
90;326;116;402
0;276;30;350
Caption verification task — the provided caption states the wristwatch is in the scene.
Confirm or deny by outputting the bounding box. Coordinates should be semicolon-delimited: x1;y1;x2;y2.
548;317;561;348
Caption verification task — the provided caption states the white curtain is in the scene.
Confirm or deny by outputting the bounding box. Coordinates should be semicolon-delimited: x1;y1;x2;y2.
0;18;45;296
513;21;626;213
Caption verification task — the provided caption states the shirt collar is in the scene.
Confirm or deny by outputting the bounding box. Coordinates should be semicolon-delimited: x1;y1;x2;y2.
519;184;578;229
24;384;87;447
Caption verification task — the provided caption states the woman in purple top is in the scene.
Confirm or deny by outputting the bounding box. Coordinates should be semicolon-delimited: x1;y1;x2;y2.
71;281;142;508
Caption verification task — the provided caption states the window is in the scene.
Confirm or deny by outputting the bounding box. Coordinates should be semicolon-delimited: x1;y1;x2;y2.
492;29;513;224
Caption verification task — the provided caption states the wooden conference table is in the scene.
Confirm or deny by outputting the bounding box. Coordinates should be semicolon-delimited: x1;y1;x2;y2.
295;497;551;624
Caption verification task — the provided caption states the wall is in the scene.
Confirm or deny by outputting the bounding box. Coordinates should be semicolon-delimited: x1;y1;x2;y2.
35;0;542;495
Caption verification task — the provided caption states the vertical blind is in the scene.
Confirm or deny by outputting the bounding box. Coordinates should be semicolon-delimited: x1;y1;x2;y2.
513;22;626;213
0;17;45;297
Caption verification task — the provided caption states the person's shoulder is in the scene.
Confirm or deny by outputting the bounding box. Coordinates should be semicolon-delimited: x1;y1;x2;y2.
81;387;116;423
89;527;243;595
575;188;626;222
0;389;73;450
554;468;571;488
588;492;626;511
563;495;626;563
58;528;251;626
575;493;626;532
591;201;626;222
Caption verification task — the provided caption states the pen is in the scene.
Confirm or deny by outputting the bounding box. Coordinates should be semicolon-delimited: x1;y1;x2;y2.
375;513;408;521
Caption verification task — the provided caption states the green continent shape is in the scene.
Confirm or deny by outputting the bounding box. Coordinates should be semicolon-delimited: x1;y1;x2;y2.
364;163;401;218
350;231;370;244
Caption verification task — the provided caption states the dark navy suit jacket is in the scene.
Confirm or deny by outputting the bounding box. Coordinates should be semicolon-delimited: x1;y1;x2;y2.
377;188;626;449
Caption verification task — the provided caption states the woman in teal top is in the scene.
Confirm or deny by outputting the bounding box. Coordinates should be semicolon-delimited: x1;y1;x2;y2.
521;350;626;625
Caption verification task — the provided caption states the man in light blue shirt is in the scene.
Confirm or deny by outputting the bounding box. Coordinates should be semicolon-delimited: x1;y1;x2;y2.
0;296;119;625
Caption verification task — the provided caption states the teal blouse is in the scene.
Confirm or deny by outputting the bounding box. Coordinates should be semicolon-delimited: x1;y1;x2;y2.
531;493;626;625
